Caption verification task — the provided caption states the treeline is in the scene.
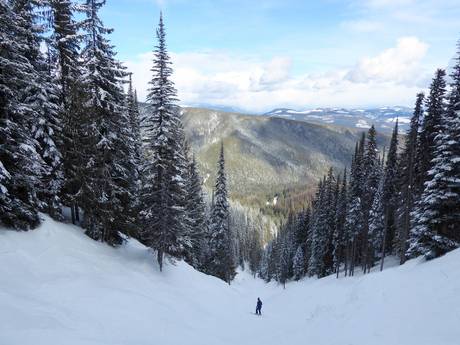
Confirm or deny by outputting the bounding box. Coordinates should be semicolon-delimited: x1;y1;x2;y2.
0;1;251;283
261;43;460;284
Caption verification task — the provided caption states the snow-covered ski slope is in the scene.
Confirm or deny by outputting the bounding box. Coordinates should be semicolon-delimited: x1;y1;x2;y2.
1;215;459;345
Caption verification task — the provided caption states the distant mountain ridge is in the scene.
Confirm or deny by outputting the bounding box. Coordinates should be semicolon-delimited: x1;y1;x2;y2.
138;104;391;208
181;107;390;207
264;106;412;133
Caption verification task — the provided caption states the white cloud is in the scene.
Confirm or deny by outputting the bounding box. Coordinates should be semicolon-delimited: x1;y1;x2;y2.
346;36;428;83
256;57;292;89
124;37;430;112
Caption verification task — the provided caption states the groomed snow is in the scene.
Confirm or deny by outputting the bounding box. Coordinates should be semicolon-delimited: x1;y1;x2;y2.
1;215;459;345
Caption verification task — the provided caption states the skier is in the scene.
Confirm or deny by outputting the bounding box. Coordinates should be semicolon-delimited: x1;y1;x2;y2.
255;297;262;315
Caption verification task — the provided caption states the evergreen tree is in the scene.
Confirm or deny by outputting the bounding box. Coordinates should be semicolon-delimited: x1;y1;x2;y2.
368;165;385;267
344;134;365;276
124;74;143;237
248;227;263;277
380;120;399;269
382;121;399;252
126;80;143;175
78;0;133;245
278;229;294;288
409;43;460;259
44;0;84;223
308;178;325;276
140;13;189;270
292;245;304;281
0;0;43;229
362;125;380;272
12;0;63;220
414;69;447;195
208;143;236;283
309;169;335;277
184;155;207;269
333;169;347;277
259;242;272;282
396;93;424;263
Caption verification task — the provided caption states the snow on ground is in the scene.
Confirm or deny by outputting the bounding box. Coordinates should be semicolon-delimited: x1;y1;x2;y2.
1;215;459;345
355;119;371;129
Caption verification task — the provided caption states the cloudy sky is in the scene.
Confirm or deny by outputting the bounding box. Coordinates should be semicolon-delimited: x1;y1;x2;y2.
101;0;460;113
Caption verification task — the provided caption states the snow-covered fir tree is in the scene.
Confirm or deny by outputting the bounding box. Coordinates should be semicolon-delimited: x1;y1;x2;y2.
409;43;460;259
344;135;365;276
309;169;336;278
414;69;447;195
8;1;64;221
184;155;207;269
362;125;381;272
333;169;347;277
395;93;424;263
140;13;190;271
381;120;399;258
0;0;44;229
124;74;143;237
292;245;304;281
278;228;294;288
44;0;84;224
248;228;263;277
78;0;133;245
207;143;236;283
368;164;385;268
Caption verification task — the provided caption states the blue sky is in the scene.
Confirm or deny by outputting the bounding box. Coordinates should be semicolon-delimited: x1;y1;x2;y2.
100;0;460;112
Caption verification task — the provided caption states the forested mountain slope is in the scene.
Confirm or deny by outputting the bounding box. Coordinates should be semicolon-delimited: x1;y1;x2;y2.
140;105;390;205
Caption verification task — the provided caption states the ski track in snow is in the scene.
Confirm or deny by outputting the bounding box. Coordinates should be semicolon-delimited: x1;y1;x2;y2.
1;215;459;345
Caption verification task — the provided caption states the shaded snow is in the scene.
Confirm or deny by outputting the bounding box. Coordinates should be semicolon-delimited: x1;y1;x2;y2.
1;215;459;345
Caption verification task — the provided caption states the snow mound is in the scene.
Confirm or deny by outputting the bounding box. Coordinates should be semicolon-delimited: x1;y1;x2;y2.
1;215;459;345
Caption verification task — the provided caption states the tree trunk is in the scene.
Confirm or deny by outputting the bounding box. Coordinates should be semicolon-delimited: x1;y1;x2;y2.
157;250;163;272
380;208;389;271
75;204;80;222
71;204;75;224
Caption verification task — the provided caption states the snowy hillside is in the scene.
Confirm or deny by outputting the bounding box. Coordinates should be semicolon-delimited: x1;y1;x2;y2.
1;215;459;345
265;106;412;133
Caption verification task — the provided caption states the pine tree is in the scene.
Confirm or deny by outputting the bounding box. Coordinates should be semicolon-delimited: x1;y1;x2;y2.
292;245;304;281
8;1;64;221
409;43;460;259
380;120;399;270
308;179;325;276
396;93;424;263
344;134;365;276
124;74;143;237
309;169;335;277
333;169;347;277
368;164;385;267
414;69;447;195
78;0;133;245
259;243;272;282
208;143;235;283
126;77;143;176
278;229;294;288
0;1;43;229
362;125;380;272
44;0;84;223
184;155;207;269
140;13;189;270
248;229;263;277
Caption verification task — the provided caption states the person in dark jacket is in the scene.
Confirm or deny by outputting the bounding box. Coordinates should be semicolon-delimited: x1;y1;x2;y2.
256;298;262;315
